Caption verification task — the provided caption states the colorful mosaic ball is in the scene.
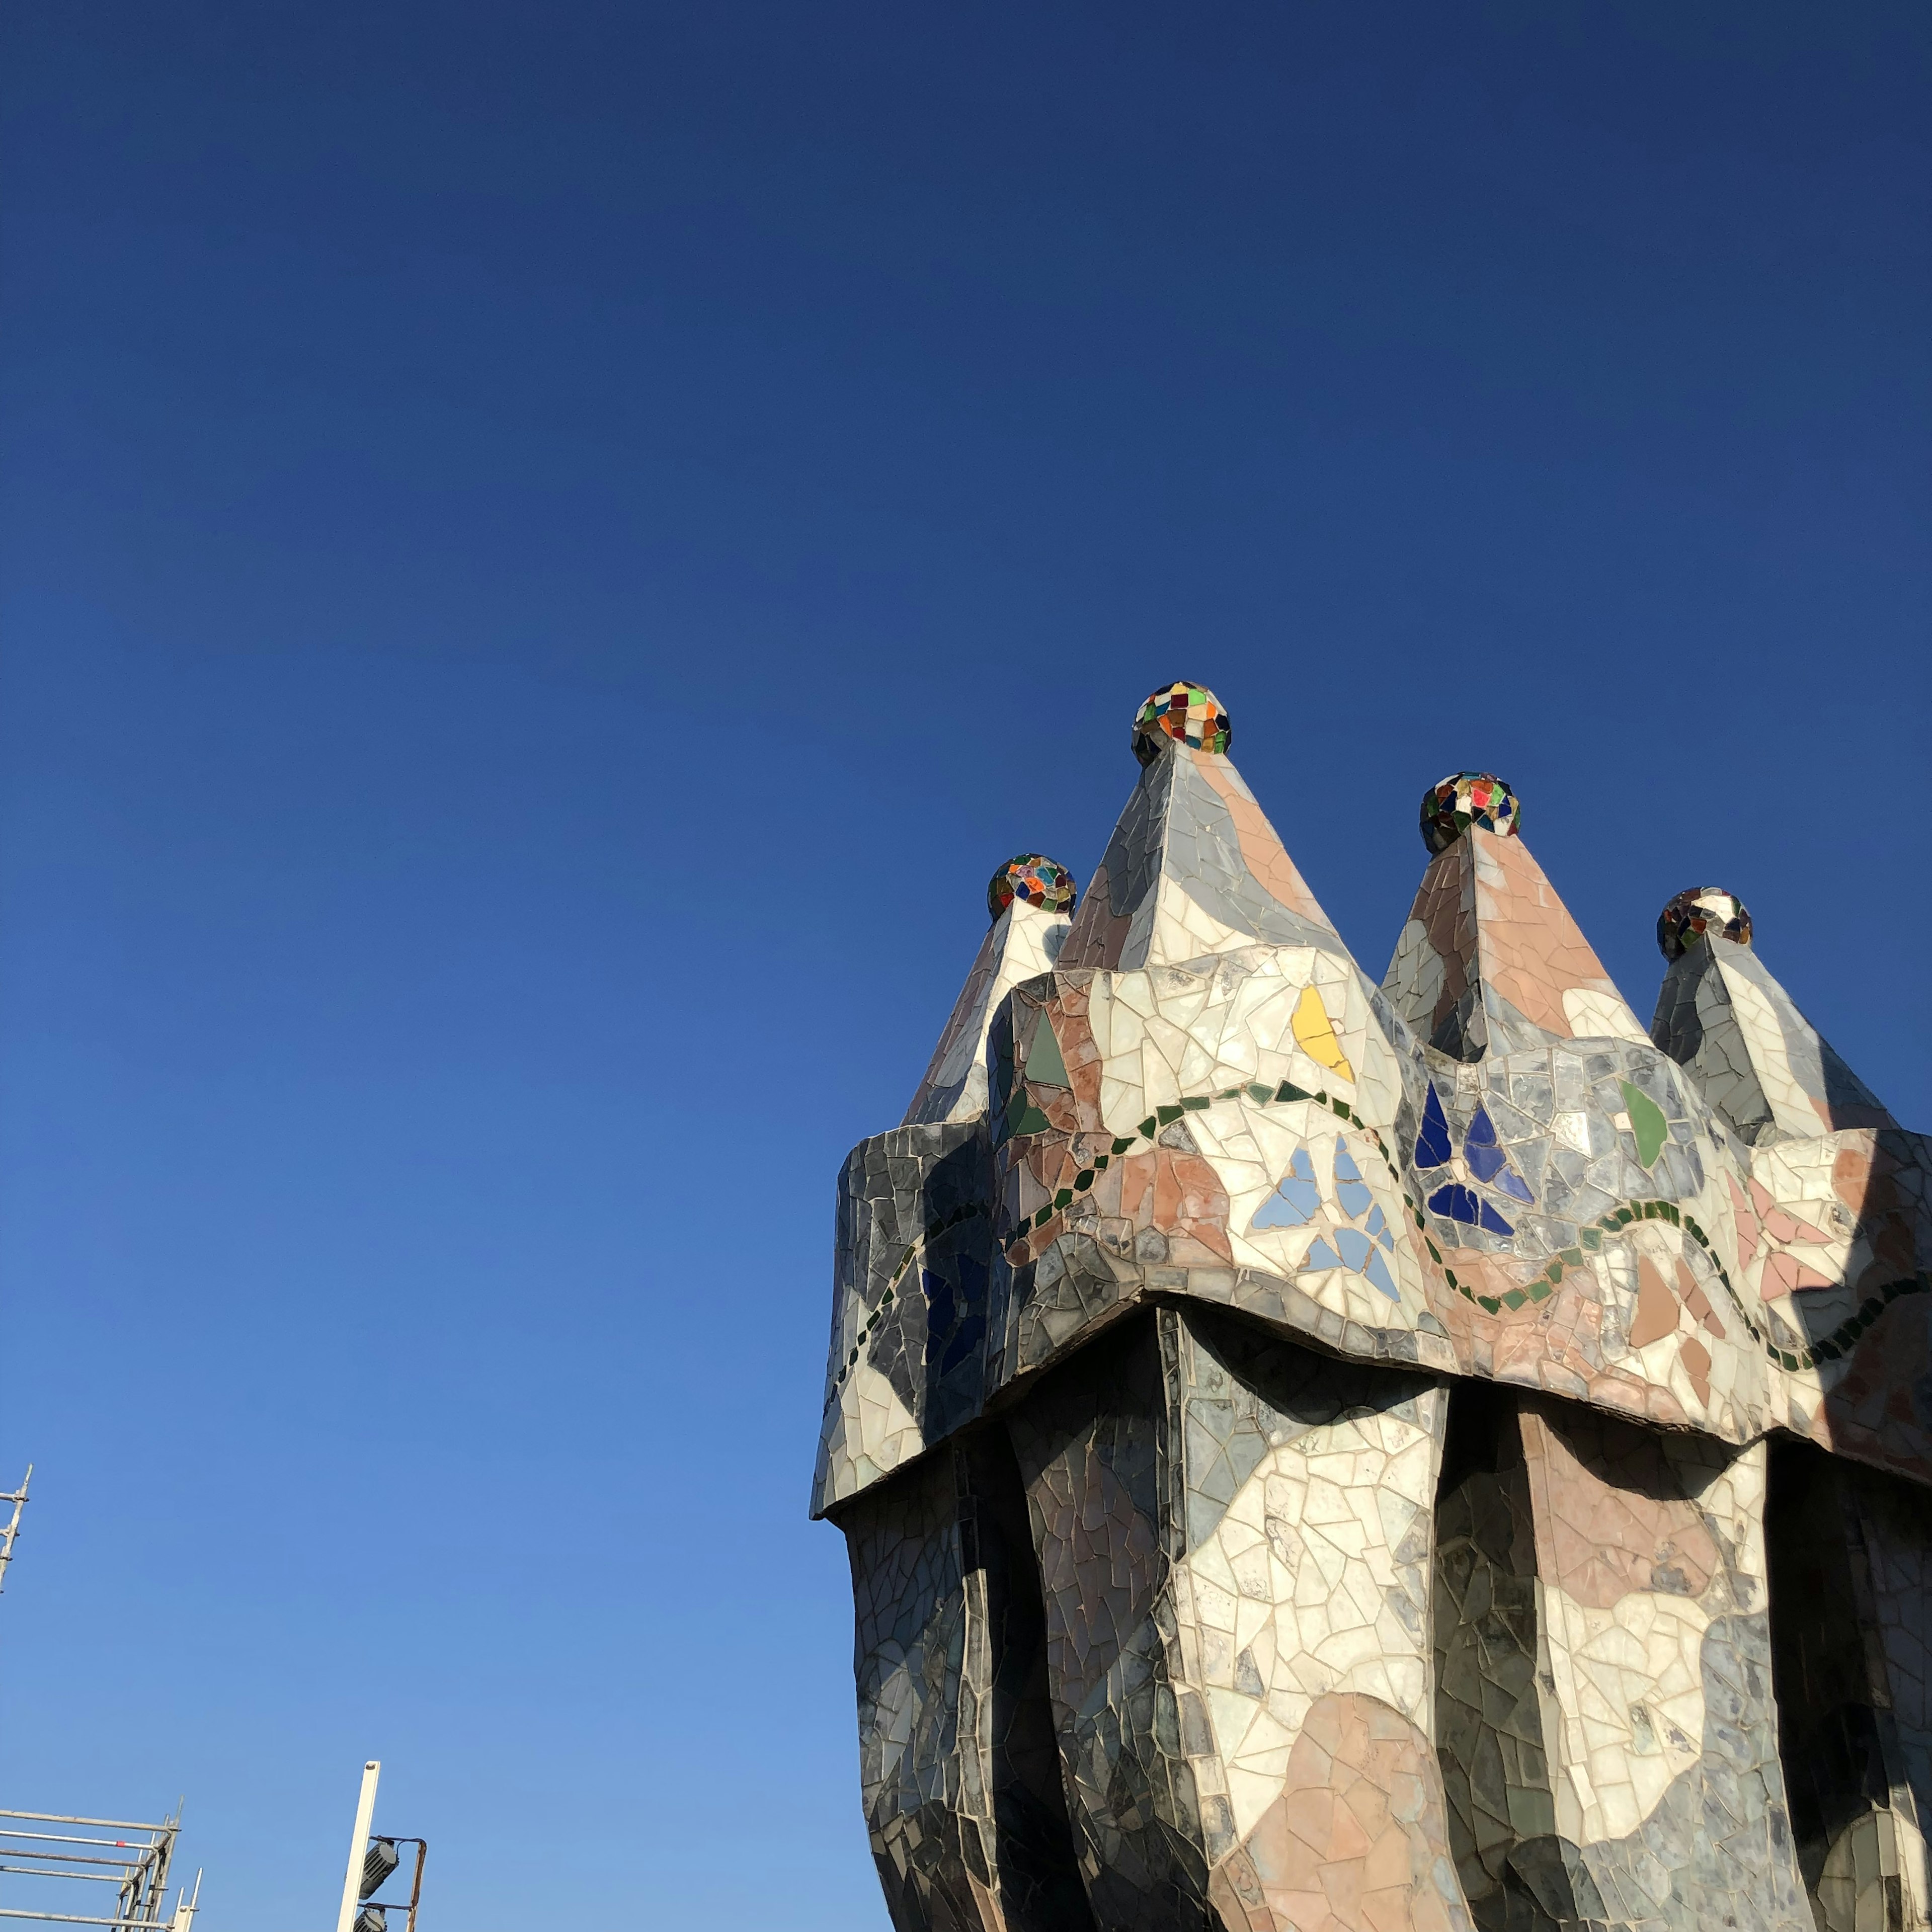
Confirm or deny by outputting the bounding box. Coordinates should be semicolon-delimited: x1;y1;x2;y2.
1133;681;1232;766
1420;771;1521;854
1658;886;1752;962
988;854;1077;922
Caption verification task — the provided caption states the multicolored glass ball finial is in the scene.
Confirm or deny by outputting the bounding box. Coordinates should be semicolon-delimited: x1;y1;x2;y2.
1658;886;1752;962
988;854;1077;923
1133;681;1232;766
1420;772;1521;854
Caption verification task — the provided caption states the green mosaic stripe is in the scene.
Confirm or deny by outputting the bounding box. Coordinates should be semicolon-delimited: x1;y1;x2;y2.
1427;1188;1931;1375
1008;1078;1387;1242
832;1081;1932;1411
1753;1269;1930;1370
827;1201;990;1405
833;1079;1365;1403
887;1200;987;1289
1434;1197;1732;1321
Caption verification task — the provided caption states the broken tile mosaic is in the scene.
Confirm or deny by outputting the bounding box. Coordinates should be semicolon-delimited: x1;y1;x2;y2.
1420;768;1521;855
816;681;1932;1932
1657;883;1753;960
988;853;1078;920
1131;678;1232;764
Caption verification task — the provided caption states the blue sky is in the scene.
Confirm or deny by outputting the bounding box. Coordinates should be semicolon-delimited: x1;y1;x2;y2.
0;5;1925;1927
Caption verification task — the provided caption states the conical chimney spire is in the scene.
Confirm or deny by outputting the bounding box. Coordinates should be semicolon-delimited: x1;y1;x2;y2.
903;855;1076;1124
1382;771;1648;1059
1650;886;1893;1145
1057;680;1351;973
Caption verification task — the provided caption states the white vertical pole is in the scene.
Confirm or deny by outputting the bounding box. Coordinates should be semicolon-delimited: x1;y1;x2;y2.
334;1761;381;1932
171;1868;202;1932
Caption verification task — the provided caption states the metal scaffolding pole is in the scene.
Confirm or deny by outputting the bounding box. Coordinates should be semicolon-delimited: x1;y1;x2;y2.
0;1470;31;1599
0;1809;196;1932
0;1483;201;1932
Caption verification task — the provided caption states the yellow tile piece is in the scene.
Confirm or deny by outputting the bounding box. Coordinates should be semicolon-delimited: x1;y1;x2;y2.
1291;983;1355;1084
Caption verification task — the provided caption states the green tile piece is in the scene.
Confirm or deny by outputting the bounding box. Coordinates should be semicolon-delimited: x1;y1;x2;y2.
1156;1103;1183;1126
1026;1019;1070;1089
1033;1205;1054;1228
1053;1187;1073;1209
1580;1228;1602;1252
1113;1136;1137;1154
1620;1080;1669;1169
1138;1116;1159;1139
1502;1289;1526;1310
1182;1095;1210;1112
1478;1296;1502;1313
1527;1280;1553;1302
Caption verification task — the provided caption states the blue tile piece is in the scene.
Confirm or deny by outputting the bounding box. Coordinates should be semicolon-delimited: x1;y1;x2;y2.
1464;1106;1506;1180
1333;1137;1373;1218
1334;1227;1373;1271
1300;1220;1400;1299
1252;1147;1321;1230
1426;1180;1516;1236
1415;1083;1453;1168
1466;1103;1536;1202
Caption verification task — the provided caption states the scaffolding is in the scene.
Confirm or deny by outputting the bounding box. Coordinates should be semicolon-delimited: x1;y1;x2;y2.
0;1468;31;1599
0;1808;198;1932
0;1476;203;1932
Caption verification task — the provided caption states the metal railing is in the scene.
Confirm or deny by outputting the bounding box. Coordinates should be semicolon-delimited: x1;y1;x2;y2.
0;1810;198;1932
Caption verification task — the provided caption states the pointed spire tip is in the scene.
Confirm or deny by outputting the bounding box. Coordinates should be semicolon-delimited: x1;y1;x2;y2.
988;854;1077;923
1658;886;1752;961
1133;681;1231;765
1421;772;1520;853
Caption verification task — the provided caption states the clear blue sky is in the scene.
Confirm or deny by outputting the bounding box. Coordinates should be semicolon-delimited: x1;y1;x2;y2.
0;5;1925;1927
